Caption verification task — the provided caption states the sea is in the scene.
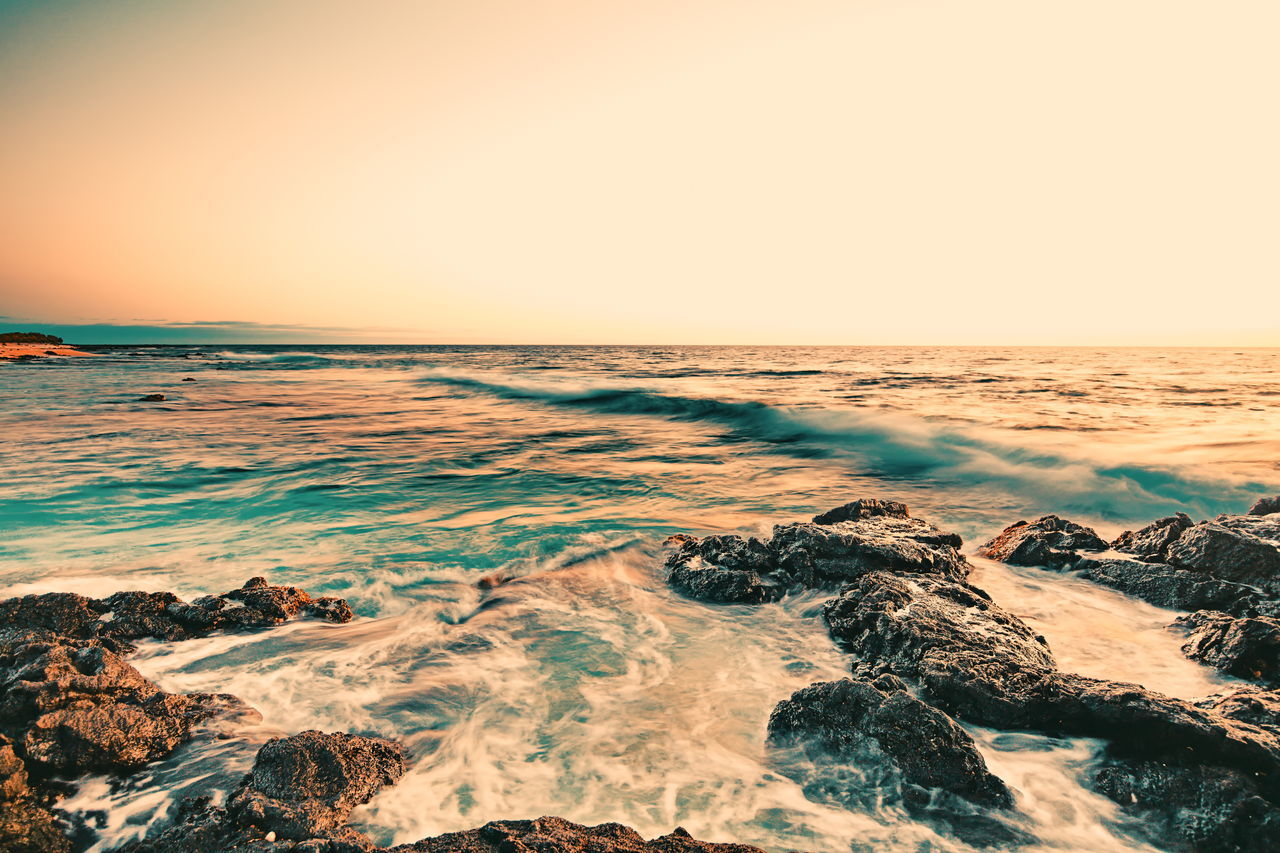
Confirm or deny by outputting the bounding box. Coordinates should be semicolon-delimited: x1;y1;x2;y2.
1;345;1277;852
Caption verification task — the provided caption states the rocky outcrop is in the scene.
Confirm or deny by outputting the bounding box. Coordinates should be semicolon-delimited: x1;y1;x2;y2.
1178;610;1280;683
1250;496;1280;516
976;515;1108;569
0;576;353;653
1112;513;1193;562
766;677;1012;809
1069;555;1258;614
663;501;968;604
1166;523;1280;594
393;817;770;853
0;578;356;852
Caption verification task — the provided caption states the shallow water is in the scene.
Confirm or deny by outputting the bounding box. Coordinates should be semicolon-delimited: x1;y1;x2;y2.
2;346;1276;851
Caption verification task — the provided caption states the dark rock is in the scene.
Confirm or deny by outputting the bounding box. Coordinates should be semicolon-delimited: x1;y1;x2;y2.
182;377;196;382
1095;758;1280;852
1112;513;1194;562
767;678;1012;808
977;516;1107;569
230;731;406;840
0;735;71;853
0;577;354;651
139;394;166;402
1218;513;1280;546
811;498;910;525
1166;523;1280;593
1070;555;1258;614
1198;688;1280;733
770;515;968;587
1178;610;1280;683
0;632;253;774
664;534;783;604
392;816;771;852
1250;496;1280;517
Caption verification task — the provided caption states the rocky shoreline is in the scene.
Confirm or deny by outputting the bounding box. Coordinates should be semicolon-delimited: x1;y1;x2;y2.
4;497;1279;851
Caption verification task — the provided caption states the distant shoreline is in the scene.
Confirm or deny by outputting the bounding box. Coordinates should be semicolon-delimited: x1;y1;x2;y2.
0;342;97;360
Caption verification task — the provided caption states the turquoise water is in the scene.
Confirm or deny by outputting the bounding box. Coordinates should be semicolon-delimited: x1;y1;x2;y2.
2;346;1276;851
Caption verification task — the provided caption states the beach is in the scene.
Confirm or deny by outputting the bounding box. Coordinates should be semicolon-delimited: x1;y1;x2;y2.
0;343;96;360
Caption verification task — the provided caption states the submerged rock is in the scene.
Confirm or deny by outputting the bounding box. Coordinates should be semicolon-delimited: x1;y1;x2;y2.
139;394;165;402
1178;610;1280;683
664;534;783;604
767;677;1013;809
976;515;1107;569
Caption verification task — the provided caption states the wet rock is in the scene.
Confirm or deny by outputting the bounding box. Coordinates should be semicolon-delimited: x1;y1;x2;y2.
229;731;406;840
822;572;1280;781
1178;610;1280;683
767;678;1012;808
769;515;968;586
393;816;770;852
182;377;196;382
664;534;783;604
976;516;1107;569
139;394;165;402
0;577;354;651
0;632;253;774
0;735;71;853
1218;513;1280;547
1095;758;1280;852
1198;687;1280;733
811;498;910;525
1165;522;1280;594
1112;513;1194;562
1250;496;1280;516
1069;555;1258;614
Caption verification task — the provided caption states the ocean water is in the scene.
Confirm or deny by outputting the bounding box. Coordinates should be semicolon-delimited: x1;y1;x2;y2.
1;345;1277;852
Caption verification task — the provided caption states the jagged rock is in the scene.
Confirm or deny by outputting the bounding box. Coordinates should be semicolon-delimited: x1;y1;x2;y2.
811;498;910;525
1250;496;1280;516
822;572;1280;779
1198;688;1280;733
769;516;968;586
1069;555;1258;614
393;817;771;853
0;632;253;774
977;516;1107;569
1112;513;1194;562
122;731;406;852
230;731;406;840
1095;758;1280;852
0;577;353;652
1218;514;1280;547
0;736;71;853
1166;523;1280;594
1178;611;1280;683
767;678;1012;808
664;534;783;604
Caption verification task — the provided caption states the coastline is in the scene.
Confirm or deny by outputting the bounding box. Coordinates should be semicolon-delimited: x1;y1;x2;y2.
0;343;96;360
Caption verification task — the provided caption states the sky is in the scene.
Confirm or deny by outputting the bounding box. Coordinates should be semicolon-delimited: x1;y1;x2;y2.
1;0;1277;345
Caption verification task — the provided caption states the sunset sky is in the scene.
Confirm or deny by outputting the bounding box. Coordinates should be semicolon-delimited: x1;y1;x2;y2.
1;0;1276;344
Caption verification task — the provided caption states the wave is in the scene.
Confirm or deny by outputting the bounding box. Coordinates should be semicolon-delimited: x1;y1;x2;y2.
414;371;1267;521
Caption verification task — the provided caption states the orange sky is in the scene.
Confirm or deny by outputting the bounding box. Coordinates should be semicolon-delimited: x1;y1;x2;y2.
1;0;1277;344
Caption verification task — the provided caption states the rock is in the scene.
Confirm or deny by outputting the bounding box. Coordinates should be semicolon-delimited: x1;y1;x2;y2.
1095;758;1280;852
1112;513;1194;562
229;731;406;840
1250;496;1280;516
392;817;770;852
977;516;1108;569
0;735;71;853
139;394;166;402
0;577;354;651
769;516;968;587
1218;513;1280;546
1198;688;1280;733
1178;610;1280;683
821;572;1280;781
1070;555;1258;614
811;498;910;525
182;377;196;382
766;678;1012;808
664;534;783;604
0;632;253;774
1166;523;1280;593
